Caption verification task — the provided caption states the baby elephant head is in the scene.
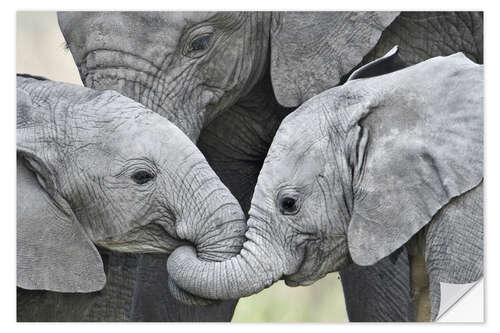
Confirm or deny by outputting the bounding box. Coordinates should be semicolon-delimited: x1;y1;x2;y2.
167;49;483;300
17;75;245;295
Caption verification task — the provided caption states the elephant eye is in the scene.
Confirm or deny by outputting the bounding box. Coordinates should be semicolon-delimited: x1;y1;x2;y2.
131;170;155;185
280;197;299;215
184;32;214;58
191;34;212;51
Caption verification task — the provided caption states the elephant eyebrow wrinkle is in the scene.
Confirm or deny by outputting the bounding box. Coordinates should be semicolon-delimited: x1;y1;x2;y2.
209;12;248;30
113;157;159;178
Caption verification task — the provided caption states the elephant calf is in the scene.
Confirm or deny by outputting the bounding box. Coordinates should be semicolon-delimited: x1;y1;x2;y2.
167;50;483;321
17;75;246;320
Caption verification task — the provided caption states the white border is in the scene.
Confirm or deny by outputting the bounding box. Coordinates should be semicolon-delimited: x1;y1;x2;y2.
4;1;497;331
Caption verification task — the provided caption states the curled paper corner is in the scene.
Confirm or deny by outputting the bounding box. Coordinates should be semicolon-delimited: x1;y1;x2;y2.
437;278;483;322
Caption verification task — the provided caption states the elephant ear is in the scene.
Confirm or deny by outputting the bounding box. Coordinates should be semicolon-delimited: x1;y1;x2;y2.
270;11;400;107
346;53;483;266
17;88;105;293
347;45;406;81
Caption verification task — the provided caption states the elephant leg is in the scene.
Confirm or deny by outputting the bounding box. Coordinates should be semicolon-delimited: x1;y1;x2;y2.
361;11;483;66
340;246;413;322
407;230;431;321
425;183;483;320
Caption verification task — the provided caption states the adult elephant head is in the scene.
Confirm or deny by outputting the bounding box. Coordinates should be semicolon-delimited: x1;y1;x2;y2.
167;52;483;321
57;12;399;140
17;75;246;319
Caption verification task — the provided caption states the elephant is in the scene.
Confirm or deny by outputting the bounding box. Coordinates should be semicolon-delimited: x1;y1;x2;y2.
16;74;246;321
167;50;484;322
57;11;483;321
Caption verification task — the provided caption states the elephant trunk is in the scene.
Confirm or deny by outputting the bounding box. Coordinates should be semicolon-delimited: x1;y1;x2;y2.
167;217;288;300
75;48;204;141
173;158;247;263
156;138;250;305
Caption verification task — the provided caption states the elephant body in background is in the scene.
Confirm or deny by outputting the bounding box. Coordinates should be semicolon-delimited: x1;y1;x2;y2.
168;52;483;322
56;11;483;321
17;75;246;321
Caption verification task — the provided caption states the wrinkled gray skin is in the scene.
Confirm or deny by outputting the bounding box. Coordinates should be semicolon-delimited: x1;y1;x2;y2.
168;53;483;322
16;75;246;321
58;11;483;321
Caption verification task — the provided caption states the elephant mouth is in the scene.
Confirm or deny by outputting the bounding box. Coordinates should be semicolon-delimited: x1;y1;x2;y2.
283;235;349;287
282;235;322;286
95;221;187;255
283;257;334;287
284;259;330;287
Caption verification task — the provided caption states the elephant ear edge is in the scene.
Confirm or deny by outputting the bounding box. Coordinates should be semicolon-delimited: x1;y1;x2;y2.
347;45;407;81
17;87;106;293
269;11;400;107
346;53;483;266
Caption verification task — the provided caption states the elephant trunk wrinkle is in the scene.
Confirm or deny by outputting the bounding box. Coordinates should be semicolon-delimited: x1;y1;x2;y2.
167;248;269;300
81;59;203;141
167;224;288;301
173;167;247;263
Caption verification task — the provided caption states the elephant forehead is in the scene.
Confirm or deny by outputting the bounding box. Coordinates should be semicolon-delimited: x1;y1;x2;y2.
104;112;199;164
62;12;244;43
133;12;218;27
100;12;220;33
263;134;328;187
60;12;215;63
269;103;329;161
274;111;320;146
63;11;215;28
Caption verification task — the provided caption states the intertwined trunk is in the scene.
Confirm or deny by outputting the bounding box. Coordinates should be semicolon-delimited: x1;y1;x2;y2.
167;217;289;301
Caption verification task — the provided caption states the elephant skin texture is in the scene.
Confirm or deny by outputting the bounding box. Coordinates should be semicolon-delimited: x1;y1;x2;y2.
56;11;483;322
167;52;483;322
17;75;246;321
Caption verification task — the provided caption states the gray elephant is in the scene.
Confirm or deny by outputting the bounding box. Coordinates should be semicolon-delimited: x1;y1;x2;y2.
57;11;483;321
17;74;246;321
167;51;484;322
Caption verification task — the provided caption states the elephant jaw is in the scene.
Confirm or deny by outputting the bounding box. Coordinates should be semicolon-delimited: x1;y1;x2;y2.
283;235;351;287
94;221;187;255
